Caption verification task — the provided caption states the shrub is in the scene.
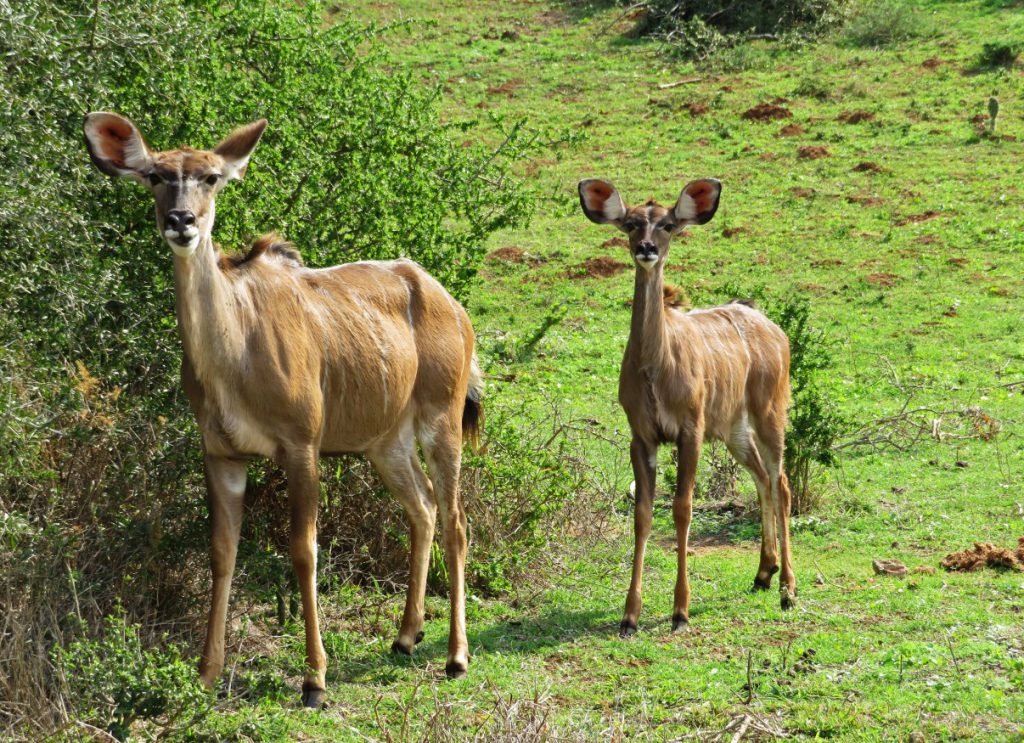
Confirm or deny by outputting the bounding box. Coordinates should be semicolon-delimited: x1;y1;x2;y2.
977;42;1021;69
716;287;848;513
53;612;212;741
841;0;931;48
623;0;850;58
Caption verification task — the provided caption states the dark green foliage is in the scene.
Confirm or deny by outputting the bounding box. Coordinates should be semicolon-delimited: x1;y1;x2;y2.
977;42;1021;68
841;0;930;48
719;287;847;512
623;0;850;58
54;612;212;741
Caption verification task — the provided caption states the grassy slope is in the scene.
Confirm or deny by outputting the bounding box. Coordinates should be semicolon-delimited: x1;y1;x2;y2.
212;2;1024;739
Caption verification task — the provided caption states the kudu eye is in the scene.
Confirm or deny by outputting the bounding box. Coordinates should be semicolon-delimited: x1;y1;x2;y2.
205;174;220;186
147;173;162;186
661;223;677;232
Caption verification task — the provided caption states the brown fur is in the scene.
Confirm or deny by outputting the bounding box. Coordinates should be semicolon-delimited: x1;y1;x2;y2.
85;113;480;706
579;178;796;634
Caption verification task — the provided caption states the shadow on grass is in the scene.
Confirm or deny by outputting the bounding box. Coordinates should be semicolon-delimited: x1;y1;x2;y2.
327;607;613;684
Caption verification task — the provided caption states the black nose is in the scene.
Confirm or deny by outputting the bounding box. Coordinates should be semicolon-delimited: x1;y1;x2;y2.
637;241;657;258
165;210;196;232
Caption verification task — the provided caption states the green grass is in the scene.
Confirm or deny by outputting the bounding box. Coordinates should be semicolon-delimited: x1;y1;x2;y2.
142;1;1024;738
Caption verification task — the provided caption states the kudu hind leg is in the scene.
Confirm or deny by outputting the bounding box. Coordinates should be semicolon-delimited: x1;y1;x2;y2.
754;423;796;608
729;431;778;592
420;415;469;678
367;432;437;657
198;455;247;688
621;436;656;637
284;447;328;708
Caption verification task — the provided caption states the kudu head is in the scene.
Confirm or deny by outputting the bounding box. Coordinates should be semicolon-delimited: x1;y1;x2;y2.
578;178;722;271
84;113;267;257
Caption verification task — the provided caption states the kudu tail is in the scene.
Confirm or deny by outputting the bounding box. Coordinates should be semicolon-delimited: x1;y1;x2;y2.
462;354;484;453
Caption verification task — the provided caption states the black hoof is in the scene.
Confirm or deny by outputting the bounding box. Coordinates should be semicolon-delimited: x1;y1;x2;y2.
391;630;426;656
445;661;468;679
671;614;689;633
619;620;638;638
753;566;778;592
391;640;413;656
301;682;325;709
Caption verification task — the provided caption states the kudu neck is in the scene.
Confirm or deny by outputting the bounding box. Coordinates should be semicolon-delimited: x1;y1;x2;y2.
629;262;668;365
172;233;245;372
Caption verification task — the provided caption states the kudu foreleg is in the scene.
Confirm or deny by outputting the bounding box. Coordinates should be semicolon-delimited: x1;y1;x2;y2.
671;430;701;631
198;455;247;688
285;447;327;708
621;436;656;637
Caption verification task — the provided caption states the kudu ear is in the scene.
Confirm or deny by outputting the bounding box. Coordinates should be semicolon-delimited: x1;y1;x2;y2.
214;119;268;181
578;179;627;225
83;112;154;181
673;178;722;226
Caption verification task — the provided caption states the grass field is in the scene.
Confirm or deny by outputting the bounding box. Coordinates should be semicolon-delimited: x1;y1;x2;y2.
107;1;1024;739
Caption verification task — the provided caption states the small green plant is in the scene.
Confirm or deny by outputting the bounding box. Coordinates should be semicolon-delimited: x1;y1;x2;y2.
54;612;212;740
842;0;930;48
718;287;847;513
493;303;568;363
978;42;1021;69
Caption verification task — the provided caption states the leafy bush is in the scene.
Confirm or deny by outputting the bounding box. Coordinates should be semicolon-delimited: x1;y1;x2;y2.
717;287;848;513
623;0;850;58
1;0;556;734
977;42;1021;69
54;612;212;741
841;0;931;48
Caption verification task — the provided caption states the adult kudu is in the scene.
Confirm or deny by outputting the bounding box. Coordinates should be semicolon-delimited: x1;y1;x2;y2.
578;178;796;637
84;113;482;708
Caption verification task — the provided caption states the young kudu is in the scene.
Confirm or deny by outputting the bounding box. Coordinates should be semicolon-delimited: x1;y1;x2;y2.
578;178;796;637
84;113;481;707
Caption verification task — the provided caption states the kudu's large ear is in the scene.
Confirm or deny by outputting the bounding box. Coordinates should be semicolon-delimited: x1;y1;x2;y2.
83;112;154;181
578;179;627;225
214;119;268;181
673;179;722;226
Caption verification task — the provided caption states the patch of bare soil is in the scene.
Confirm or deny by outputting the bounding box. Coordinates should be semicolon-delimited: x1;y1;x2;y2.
791;187;815;198
798;145;830;159
721;227;747;238
487;246;525;263
486;79;525;97
568;256;628;279
602;236;629;250
778;123;805;137
921;57;944;69
853;161;885;173
872;559;907;577
742;103;792;122
847;194;885;207
941;538;1024;572
863;272;900;287
946;256;968;267
896;210;941;226
811;257;843;267
838;110;876;124
686;102;709;116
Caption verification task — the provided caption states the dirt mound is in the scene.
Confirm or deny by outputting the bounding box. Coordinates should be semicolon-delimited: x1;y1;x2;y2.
486;79;525;97
853;161;885;173
941;538;1024;572
487;246;525;263
742;103;792;122
778;123;805;137
863;272;899;287
602;237;629;250
921;57;944;69
798;145;830;160
838;110;875;124
791;187;815;198
687;102;709;116
896;210;941;226
847;195;885;207
569;256;628;279
722;227;747;238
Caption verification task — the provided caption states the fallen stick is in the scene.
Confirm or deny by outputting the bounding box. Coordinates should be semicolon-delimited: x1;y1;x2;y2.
656;77;702;89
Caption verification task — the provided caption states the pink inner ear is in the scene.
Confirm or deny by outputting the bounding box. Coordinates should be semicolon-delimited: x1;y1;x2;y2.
687;182;716;214
585;182;613;212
